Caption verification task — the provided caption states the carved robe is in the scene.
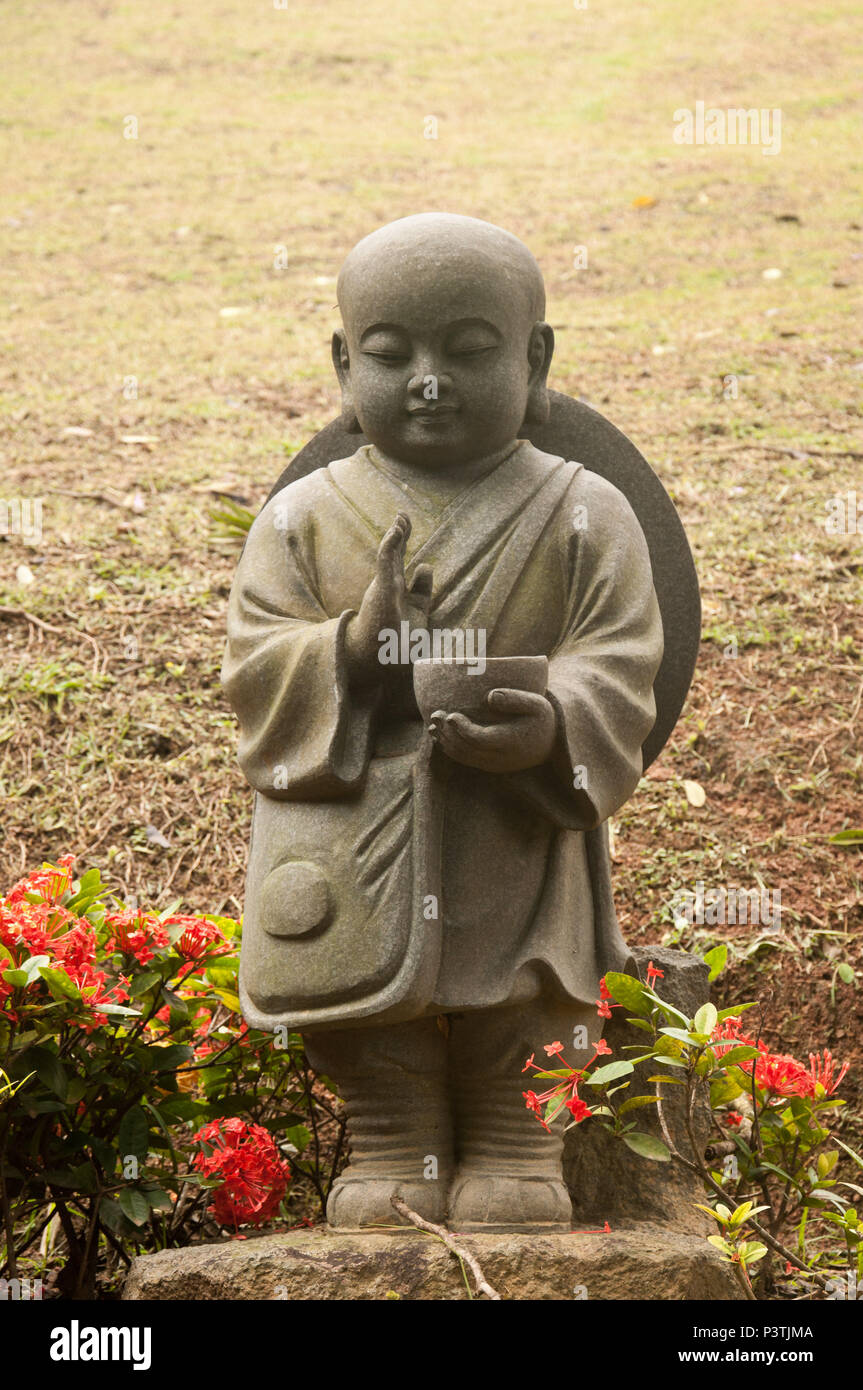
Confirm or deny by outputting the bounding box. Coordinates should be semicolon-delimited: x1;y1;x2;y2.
222;441;663;1032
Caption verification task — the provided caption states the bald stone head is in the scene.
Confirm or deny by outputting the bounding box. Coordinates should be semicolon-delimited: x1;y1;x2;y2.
332;213;554;470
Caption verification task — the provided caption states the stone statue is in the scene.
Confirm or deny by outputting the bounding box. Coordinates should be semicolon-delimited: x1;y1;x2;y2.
221;213;699;1233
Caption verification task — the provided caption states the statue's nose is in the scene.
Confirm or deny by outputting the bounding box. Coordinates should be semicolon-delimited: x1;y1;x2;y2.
407;365;453;395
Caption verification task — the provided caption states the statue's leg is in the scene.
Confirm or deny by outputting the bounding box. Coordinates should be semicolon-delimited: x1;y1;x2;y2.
446;995;601;1231
304;1016;453;1230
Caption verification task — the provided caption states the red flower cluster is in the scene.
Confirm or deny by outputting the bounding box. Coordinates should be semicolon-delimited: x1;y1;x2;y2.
105;909;169;967
166;915;231;964
522;1036;611;1130
711;1018;849;1099
0;857;128;1028
192;1118;291;1229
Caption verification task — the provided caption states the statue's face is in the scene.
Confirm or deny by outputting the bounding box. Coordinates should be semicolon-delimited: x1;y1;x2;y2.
337;262;543;469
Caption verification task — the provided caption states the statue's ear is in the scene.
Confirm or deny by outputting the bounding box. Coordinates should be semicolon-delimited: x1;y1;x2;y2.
331;330;363;434
522;322;554;428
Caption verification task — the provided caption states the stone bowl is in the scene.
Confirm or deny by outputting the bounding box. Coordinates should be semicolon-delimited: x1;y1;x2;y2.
413;655;549;724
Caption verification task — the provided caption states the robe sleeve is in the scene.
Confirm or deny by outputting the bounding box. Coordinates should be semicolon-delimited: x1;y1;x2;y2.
220;486;379;799
510;469;664;830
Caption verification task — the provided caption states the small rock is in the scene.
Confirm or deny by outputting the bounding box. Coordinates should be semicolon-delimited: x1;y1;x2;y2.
683;779;707;808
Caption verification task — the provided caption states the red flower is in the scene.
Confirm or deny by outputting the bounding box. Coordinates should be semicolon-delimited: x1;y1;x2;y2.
5;855;76;908
807;1049;849;1097
521;1053;536;1073
167;915;230;962
544;1041;564;1057
645;961;664;989
599;976;613;1001
192;1118;291;1229
106;909;169;967
596;999;613;1019
711;1016;757;1054
724;1111;743;1128
522;1091;550;1131
565;1096;592;1124
592;1039;612;1058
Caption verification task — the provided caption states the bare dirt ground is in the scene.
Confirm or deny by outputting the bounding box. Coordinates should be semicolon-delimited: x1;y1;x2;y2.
1;1;861;1144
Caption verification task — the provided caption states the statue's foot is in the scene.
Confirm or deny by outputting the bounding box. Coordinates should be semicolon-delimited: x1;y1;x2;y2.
326;1177;449;1231
447;1173;572;1233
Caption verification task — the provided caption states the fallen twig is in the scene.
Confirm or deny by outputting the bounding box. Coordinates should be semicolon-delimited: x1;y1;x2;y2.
0;604;102;674
390;1195;501;1300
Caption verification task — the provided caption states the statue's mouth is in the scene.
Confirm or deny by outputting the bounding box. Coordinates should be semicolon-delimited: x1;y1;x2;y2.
406;405;459;420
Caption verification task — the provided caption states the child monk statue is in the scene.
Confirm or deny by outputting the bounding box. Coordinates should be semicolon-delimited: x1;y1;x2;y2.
222;213;664;1231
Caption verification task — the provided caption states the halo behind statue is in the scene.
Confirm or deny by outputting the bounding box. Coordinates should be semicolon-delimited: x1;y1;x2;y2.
267;389;700;770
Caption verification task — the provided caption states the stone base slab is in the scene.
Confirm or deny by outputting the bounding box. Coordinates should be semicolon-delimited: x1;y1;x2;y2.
123;1224;742;1301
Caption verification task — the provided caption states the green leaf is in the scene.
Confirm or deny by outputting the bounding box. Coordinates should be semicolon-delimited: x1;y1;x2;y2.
828;828;863;846
621;1131;671;1161
760;1161;799;1187
716;1045;762;1065
129;970;161;997
144;1186;173;1213
38;966;81;1001
19;954;51;985
702;945;727;982
618;1095;660;1116
740;1243;768;1263
659;1026;699;1045
118;1187;151;1226
544;1093;568;1125
2;969;29;988
650;998;691;1027
283;1124;311;1153
817;1151;839;1179
213;988;241;1013
710;1074;744;1107
151;1044;194;1072
66;1161;98;1194
585;1060;635;1087
835;1138;863;1171
694;1003;718;1036
695;1203;728;1225
603;971;650;1014
118;1106;150;1159
625;1017;653;1033
707;1234;733;1257
837;963;856;985
98;1196;131;1236
651;1055;688;1069
715;1003;758;1022
31;1047;68;1100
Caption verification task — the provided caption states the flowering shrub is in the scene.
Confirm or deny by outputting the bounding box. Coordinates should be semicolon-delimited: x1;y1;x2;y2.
524;954;861;1300
0;857;345;1297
